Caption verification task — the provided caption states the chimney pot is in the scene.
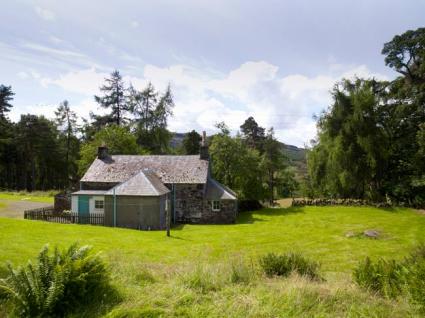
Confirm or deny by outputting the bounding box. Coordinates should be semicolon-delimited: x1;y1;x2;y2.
200;131;209;160
98;145;109;160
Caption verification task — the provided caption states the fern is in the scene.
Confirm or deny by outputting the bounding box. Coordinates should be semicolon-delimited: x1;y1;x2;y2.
0;243;111;317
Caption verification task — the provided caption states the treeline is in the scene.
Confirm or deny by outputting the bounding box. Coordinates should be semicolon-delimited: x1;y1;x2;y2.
306;28;425;207
208;119;298;204
0;71;174;191
0;72;296;204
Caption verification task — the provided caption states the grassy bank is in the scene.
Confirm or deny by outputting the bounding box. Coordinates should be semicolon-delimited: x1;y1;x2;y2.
1;205;424;317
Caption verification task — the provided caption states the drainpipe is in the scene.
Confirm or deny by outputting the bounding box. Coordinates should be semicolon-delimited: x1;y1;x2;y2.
113;188;117;227
172;184;176;224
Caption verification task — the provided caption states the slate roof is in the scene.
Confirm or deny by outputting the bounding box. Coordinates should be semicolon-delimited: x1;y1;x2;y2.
105;170;170;196
81;155;209;184
205;178;237;200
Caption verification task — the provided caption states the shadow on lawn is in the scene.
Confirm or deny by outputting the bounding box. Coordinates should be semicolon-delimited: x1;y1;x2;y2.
237;206;304;224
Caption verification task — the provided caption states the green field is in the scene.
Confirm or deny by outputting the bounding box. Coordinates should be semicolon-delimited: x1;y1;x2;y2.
0;191;56;203
1;205;424;317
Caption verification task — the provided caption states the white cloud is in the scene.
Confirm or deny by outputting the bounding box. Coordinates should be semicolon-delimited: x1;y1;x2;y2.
35;6;56;21
17;71;30;79
131;21;140;28
36;61;387;146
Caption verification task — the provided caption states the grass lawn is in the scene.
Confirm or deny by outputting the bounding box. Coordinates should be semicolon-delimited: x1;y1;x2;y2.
1;205;424;317
0;191;56;203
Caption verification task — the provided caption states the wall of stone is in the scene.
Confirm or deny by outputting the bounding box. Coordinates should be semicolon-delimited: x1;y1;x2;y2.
173;184;205;223
172;183;237;223
201;199;237;224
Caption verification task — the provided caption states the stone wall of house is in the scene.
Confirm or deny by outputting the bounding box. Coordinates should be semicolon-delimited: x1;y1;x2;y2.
173;184;205;223
201;199;237;223
80;181;118;191
172;183;237;223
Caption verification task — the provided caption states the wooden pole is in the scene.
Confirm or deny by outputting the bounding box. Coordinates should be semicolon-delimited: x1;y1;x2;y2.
166;196;170;237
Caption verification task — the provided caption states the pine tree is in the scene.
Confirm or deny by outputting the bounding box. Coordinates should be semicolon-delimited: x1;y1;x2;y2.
94;70;128;126
182;130;202;155
0;85;14;119
55;101;78;186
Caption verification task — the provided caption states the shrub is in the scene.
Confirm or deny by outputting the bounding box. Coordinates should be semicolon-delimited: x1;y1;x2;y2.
405;245;425;310
259;252;321;280
0;243;112;317
353;257;407;298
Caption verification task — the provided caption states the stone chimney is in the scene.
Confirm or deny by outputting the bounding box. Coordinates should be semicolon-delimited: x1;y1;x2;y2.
97;144;109;160
200;131;209;160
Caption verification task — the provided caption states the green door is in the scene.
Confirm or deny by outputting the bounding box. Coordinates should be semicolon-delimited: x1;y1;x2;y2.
78;195;90;223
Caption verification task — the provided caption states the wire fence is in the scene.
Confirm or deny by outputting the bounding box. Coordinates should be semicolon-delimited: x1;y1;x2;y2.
24;207;105;225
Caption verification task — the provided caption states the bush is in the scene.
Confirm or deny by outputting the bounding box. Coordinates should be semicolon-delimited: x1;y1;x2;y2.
0;243;112;317
353;257;407;298
259;252;321;280
405;245;425;310
238;200;263;212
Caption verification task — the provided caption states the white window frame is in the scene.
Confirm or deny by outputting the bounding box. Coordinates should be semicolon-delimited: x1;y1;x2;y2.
94;200;104;209
212;200;221;211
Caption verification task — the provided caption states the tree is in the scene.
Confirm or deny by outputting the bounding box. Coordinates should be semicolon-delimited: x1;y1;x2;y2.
128;82;174;153
78;125;146;176
260;128;287;205
209;131;265;200
382;27;425;84
0;85;14;119
182;130;201;155
308;79;390;201
15;115;66;191
94;70;128;126
55;101;79;186
240;116;265;152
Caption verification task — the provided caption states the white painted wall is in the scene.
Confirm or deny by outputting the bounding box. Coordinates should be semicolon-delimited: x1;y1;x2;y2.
71;196;78;213
90;196;105;214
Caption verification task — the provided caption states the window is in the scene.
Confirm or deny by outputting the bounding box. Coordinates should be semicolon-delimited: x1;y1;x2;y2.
212;200;221;211
94;200;104;209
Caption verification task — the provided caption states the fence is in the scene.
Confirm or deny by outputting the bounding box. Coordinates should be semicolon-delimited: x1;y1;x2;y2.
24;207;105;225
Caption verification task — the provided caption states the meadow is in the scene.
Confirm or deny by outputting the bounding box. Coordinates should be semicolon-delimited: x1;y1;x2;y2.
1;205;424;317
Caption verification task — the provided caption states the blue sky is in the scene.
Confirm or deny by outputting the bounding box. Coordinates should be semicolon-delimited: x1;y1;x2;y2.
1;0;424;146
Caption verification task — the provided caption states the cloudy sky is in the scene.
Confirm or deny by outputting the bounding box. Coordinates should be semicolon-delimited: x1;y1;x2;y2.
1;1;424;146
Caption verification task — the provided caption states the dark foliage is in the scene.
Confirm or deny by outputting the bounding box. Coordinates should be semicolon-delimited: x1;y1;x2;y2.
307;28;425;207
0;243;115;317
259;252;321;280
238;200;263;212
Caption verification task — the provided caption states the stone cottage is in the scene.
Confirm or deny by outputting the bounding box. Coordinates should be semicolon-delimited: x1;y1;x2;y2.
71;132;238;229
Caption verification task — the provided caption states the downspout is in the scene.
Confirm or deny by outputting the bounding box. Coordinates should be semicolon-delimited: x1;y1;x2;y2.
172;184;176;224
113;188;117;227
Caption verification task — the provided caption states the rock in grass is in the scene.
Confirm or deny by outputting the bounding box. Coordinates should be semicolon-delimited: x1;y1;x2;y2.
363;229;380;239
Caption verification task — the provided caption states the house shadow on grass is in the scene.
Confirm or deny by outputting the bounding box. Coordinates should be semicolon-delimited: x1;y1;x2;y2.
237;206;304;224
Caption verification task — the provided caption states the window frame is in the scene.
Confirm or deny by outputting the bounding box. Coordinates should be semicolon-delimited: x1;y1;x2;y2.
211;200;221;212
94;199;104;210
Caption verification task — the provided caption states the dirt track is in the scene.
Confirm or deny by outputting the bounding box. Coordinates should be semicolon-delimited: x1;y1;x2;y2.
0;200;52;219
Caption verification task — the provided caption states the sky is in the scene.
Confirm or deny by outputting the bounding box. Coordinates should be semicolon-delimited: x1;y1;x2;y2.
1;0;424;147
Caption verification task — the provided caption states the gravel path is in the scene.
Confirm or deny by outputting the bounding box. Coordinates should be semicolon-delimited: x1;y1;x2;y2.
0;200;52;219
